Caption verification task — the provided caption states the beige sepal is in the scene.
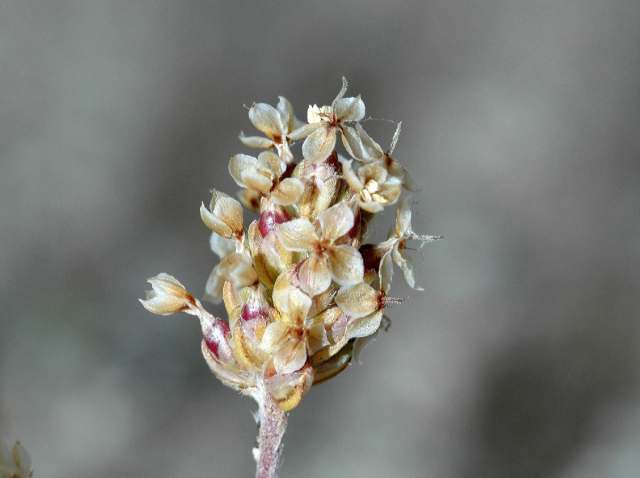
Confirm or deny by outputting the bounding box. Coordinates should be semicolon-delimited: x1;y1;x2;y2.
200;190;244;239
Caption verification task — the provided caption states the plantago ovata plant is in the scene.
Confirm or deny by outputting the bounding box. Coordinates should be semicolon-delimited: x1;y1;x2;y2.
140;78;440;478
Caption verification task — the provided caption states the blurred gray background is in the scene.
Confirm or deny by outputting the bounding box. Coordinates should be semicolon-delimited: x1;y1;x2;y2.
1;0;639;477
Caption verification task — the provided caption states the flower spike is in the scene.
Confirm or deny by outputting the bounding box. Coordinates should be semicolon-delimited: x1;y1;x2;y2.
140;79;439;478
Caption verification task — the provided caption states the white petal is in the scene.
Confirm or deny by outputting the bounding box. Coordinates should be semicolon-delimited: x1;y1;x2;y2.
379;251;394;294
358;162;388;185
346;310;383;339
228;154;259;188
297;255;332;296
277;96;303;131
241;168;273;195
203;267;224;304
338;156;365;192
341;124;368;160
209;232;236;258
271;178;304;206
288;122;322;141
334;95;365;122
211;190;244;235
355;123;384;160
200;201;232;237
276;218;318;251
249;102;284;139
139;294;188;316
239;132;274;149
358;198;385;214
260;321;290;352
327;245;364;286
317;201;354;241
395;197;413;238
302;126;336;162
274;337;307;374
258;151;286;177
273;272;312;323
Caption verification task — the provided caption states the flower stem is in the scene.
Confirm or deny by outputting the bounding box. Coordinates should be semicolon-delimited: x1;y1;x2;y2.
255;388;287;478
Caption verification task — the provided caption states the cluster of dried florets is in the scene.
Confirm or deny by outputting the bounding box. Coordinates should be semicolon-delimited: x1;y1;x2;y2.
0;440;32;478
140;79;439;472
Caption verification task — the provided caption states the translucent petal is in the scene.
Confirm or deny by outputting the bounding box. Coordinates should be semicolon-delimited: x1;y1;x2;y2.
211;190;244;235
258;150;285;177
302;126;336;162
274;337;307;374
394;248;421;290
379;181;402;205
358;199;385;214
276;218;318;251
379;251;394;294
237;188;262;212
317;201;354;242
306;321;329;355
297;254;332;296
358;162;388;185
249;102;284;139
139;294;188;316
228;154;259;187
341;124;368;160
277;96;303;131
203;267;224;304
334;95;365;122
272;272;312;324
338;156;365;192
210;232;236;258
260;321;289;352
327;245;364;286
147;273;187;297
218;252;258;287
271;177;304;206
335;282;380;319
239;132;274;149
241;168;273;195
395;197;413;237
200;202;232;237
288;122;322;141
355;123;384;160
346;310;383;339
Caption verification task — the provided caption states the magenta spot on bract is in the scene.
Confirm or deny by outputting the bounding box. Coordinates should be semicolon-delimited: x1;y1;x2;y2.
205;337;220;358
241;303;268;322
258;210;289;237
218;319;230;335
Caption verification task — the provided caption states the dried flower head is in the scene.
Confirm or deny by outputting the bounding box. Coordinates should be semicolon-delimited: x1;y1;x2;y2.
140;78;440;478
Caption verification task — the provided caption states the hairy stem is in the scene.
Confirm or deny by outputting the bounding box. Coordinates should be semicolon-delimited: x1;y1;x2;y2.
254;388;287;478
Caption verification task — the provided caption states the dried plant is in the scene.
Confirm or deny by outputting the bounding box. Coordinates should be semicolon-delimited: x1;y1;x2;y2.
140;78;440;477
